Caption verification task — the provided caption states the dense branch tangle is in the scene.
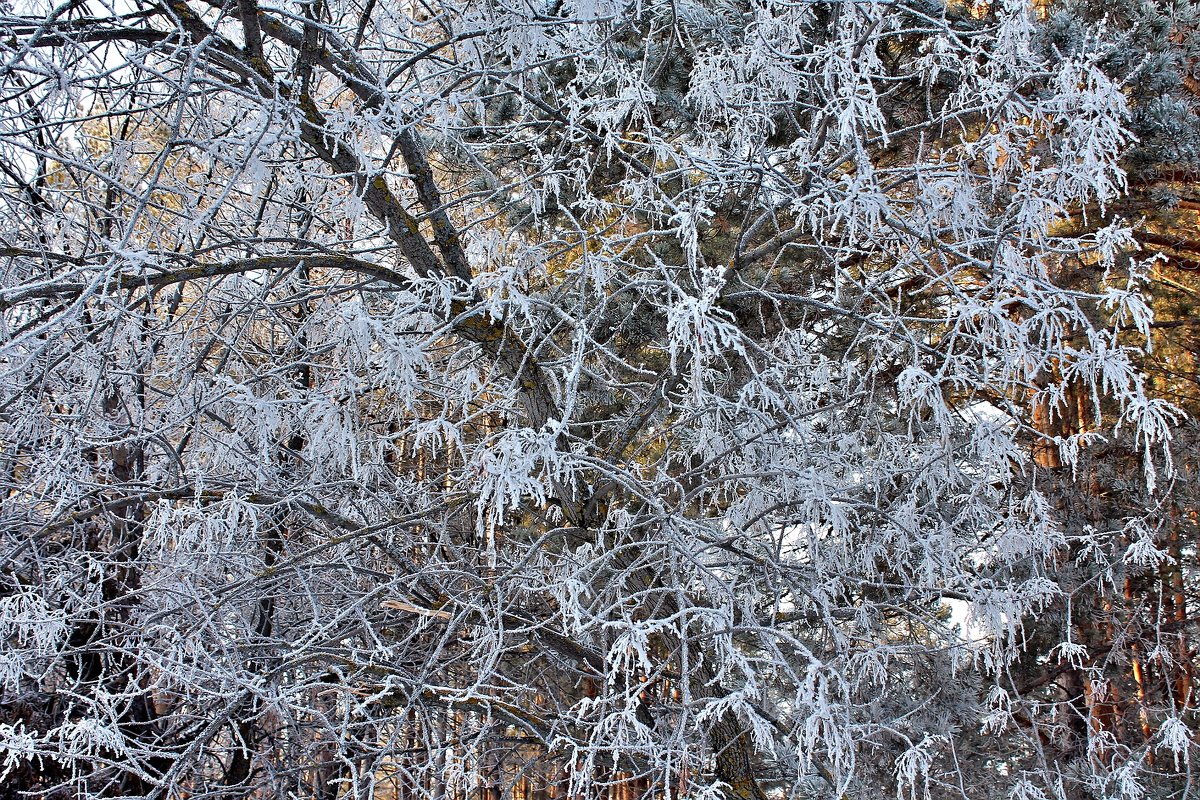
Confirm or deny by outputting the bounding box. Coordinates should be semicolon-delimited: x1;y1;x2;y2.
0;2;1189;800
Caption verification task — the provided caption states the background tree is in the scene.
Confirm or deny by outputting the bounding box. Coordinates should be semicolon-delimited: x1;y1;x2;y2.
971;3;1200;795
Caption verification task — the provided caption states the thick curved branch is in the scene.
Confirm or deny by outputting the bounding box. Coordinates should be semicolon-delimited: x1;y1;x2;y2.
0;251;412;310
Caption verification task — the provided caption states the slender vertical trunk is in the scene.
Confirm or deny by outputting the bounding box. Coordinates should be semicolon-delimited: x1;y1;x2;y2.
1124;578;1154;748
1164;508;1192;710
